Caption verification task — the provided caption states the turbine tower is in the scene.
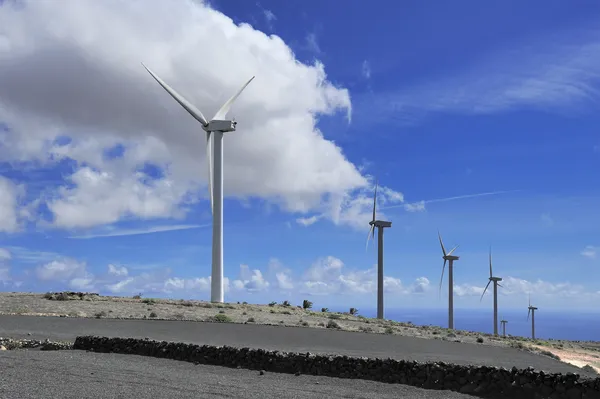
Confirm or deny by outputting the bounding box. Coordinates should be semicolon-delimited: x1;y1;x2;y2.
142;63;254;303
366;179;392;320
500;317;508;337
480;247;503;336
438;232;459;329
527;294;538;339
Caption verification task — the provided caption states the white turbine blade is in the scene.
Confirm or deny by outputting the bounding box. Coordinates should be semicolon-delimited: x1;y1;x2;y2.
480;280;491;302
447;245;459;256
206;131;213;214
527;308;530;321
212;76;255;120
438;259;447;298
438;231;447;257
141;63;209;126
366;224;375;251
489;246;493;278
372;179;378;222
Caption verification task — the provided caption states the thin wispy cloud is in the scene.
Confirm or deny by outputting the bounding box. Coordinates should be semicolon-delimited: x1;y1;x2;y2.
362;60;371;79
383;190;521;212
364;28;600;124
69;224;209;239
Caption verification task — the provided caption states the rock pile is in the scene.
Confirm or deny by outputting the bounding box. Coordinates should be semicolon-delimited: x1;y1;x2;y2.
74;336;600;399
0;337;73;350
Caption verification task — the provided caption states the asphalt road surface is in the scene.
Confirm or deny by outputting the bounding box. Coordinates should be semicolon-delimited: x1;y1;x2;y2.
0;315;593;377
0;350;475;399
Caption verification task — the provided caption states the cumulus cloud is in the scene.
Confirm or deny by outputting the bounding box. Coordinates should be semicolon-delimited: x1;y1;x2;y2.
299;256;423;296
0;0;385;230
35;257;95;290
108;264;128;277
24;252;427;299
456;276;594;300
0;176;24;233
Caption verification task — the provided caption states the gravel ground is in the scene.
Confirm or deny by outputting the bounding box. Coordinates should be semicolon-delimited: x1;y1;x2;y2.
1;314;596;378
0;350;476;399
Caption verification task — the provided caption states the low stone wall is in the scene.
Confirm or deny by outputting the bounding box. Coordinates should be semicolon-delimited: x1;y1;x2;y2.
74;336;600;399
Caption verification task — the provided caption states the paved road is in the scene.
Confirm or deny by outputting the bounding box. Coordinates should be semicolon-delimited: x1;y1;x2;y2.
0;315;594;377
0;350;475;399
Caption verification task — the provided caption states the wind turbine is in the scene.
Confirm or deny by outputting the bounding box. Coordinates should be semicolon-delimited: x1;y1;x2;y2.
366;179;392;320
480;247;503;335
500;317;508;337
142;63;254;303
527;294;538;339
438;232;459;329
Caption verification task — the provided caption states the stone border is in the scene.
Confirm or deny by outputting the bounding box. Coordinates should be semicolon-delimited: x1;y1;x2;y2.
74;336;600;399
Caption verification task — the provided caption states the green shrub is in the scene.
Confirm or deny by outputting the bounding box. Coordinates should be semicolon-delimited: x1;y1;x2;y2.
210;314;232;323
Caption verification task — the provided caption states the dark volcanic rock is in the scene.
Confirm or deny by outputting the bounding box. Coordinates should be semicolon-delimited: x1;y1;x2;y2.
73;335;600;399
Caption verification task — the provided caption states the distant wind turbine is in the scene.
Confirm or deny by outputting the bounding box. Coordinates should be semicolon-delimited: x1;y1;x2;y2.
142;63;254;303
527;294;538;339
480;247;503;336
438;231;459;329
500;317;508;337
366;179;392;320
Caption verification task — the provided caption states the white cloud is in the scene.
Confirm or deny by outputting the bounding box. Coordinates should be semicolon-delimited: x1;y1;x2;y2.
305;32;321;54
263;9;276;23
361;60;371;79
0;176;23;233
581;245;597;259
0;0;372;231
235;264;270;292
0;248;11;261
299;256;423;296
108;264;128;277
35;257;96;290
69;224;208;239
364;29;600;124
296;215;321;226
457;276;594;300
404;201;426;213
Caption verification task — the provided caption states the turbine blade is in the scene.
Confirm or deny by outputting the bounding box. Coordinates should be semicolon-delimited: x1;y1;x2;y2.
372;178;378;223
212;76;255;120
497;283;503;288
439;259;446;298
489;246;493;278
141;63;209;126
447;245;459;256
438;230;447;257
366;224;375;251
206;131;213;214
527;308;530;321
480;280;491;302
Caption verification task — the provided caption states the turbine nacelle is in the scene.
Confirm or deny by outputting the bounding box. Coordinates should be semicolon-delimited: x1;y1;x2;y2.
444;254;460;261
490;276;503;282
205;120;237;133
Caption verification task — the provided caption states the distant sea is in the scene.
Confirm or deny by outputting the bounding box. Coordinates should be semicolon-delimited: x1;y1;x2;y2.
328;308;600;342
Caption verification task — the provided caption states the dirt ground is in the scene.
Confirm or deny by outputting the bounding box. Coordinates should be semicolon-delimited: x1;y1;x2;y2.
1;291;598;375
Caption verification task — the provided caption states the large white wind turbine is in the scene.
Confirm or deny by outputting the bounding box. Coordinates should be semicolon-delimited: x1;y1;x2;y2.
527;294;538;339
438;231;459;329
366;179;392;320
142;63;254;303
480;247;503;336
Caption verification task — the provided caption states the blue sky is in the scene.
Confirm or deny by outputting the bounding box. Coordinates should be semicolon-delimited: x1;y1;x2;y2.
0;0;599;312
